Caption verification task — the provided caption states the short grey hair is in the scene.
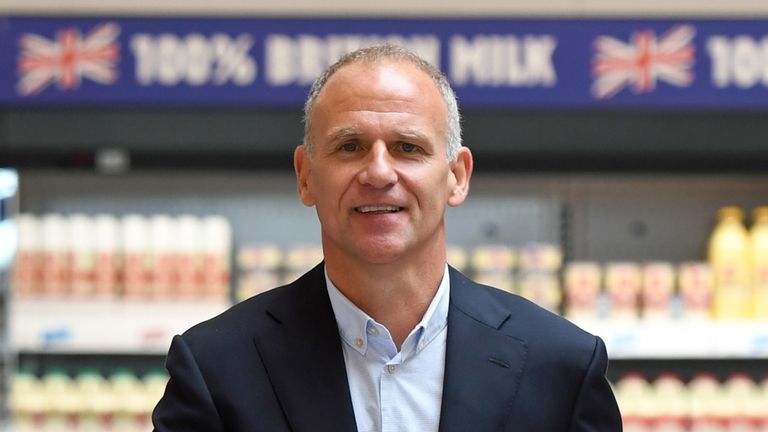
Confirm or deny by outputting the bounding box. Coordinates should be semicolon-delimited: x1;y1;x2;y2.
303;44;462;161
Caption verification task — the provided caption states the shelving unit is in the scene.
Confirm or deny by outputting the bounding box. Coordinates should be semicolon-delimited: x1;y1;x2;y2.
5;99;768;429
0;170;19;427
10;299;229;355
577;319;768;359
11;169;768;360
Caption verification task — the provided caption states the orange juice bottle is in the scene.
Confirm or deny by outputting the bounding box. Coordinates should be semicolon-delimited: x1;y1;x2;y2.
750;207;768;319
709;207;751;319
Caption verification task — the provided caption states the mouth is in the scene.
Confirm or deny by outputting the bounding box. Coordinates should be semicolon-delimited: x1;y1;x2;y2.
354;205;404;214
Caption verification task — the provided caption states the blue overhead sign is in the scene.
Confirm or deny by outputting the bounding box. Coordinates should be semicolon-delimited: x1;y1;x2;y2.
2;16;768;108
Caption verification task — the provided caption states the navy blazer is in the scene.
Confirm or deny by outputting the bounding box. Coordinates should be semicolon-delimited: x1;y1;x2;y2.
152;264;622;431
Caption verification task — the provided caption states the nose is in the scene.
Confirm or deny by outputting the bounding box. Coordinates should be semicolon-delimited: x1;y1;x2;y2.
358;141;397;188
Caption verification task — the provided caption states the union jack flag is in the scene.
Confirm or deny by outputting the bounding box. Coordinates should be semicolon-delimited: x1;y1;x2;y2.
591;25;696;99
17;22;121;96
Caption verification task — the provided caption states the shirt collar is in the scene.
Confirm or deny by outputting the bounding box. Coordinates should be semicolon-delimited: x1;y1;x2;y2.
325;264;450;358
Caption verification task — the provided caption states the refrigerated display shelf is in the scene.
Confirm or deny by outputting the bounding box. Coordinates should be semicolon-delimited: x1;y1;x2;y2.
10;299;229;354
575;319;768;359
12;298;768;359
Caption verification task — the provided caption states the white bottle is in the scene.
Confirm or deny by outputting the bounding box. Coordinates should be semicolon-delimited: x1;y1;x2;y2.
122;215;151;299
76;369;111;432
10;370;46;432
94;215;120;298
13;214;43;297
176;215;205;299
69;214;96;297
110;369;145;432
149;215;177;299
563;262;602;321
41;214;70;296
202;216;232;301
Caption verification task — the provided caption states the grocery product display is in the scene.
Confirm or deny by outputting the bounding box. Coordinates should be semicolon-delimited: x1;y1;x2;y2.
234;242;565;312
709;207;752;320
10;368;168;432
563;204;768;321
0;169;19;426
9;213;234;358
235;244;283;302
750;207;768;319
563;260;713;320
13;213;232;301
235;244;327;302
615;373;768;431
231;216;768;321
708;206;768;320
5;4;768;429
9;200;768;428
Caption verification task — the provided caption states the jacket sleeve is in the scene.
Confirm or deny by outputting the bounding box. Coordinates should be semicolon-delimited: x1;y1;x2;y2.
568;336;623;431
152;335;224;432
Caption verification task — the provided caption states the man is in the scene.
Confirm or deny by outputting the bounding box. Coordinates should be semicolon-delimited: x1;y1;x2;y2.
152;45;623;431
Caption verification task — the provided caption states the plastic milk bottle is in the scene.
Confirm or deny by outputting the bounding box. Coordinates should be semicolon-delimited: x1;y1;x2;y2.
709;207;751;319
750;207;768;319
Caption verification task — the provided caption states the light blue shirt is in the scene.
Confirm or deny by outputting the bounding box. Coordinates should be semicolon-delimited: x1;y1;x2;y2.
325;265;450;432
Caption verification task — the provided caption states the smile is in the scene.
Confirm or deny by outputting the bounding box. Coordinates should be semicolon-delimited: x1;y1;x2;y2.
355;205;403;214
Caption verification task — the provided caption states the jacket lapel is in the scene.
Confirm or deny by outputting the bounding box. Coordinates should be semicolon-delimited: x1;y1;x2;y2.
252;263;357;432
439;267;529;432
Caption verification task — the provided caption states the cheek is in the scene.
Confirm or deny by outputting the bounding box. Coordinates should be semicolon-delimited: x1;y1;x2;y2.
311;167;348;206
411;170;452;211
423;167;452;194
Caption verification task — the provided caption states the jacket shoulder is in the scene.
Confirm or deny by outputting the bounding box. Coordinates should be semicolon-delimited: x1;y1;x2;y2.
179;275;307;351
451;268;598;354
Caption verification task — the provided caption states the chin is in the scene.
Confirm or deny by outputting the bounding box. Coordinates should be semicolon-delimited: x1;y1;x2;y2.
353;239;410;264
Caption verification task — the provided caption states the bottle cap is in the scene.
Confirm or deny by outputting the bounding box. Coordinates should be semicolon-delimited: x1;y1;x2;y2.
752;206;768;223
68;214;94;252
41;213;68;252
716;206;744;222
94;214;120;252
122;214;149;252
15;214;41;250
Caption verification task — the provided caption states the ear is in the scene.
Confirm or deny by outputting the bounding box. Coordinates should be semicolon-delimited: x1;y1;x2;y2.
447;147;473;207
294;145;315;207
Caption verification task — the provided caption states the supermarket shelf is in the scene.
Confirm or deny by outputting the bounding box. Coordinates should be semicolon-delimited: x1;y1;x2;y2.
575;319;768;359
10;298;230;354
12;298;768;359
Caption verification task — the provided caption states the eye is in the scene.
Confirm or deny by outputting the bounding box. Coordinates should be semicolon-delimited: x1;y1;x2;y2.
400;142;418;153
341;142;358;152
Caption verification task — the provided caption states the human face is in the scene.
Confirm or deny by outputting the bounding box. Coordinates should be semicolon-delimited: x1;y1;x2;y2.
295;60;472;266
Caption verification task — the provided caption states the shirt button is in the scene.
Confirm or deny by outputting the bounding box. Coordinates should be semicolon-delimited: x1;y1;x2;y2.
387;365;396;374
367;326;379;336
354;338;364;348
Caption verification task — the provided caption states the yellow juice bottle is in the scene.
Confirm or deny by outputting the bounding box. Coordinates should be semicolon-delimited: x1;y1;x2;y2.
709;206;751;319
750;206;768;319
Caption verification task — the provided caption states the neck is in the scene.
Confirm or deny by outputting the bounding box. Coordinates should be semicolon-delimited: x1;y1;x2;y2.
324;246;447;350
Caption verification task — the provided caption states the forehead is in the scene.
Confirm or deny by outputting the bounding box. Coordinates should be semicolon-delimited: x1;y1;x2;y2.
310;60;448;130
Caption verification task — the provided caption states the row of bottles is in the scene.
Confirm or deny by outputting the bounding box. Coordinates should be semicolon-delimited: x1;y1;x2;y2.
465;243;563;314
563;261;712;321
236;243;565;307
13;213;232;301
236;244;324;302
709;206;768;319
12;206;768;320
616;373;768;431
10;368;168;432
237;243;722;320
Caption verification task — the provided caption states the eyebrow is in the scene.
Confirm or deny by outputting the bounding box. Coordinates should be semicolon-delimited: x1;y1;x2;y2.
395;130;429;142
326;127;429;143
327;127;360;142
